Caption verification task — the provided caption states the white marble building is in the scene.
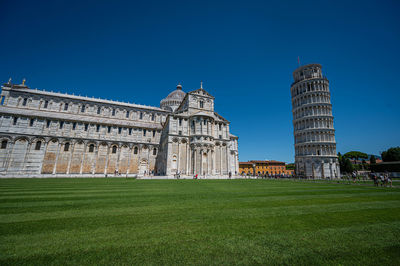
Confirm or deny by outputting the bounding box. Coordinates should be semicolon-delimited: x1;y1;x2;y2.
0;80;239;177
291;64;340;178
156;83;239;176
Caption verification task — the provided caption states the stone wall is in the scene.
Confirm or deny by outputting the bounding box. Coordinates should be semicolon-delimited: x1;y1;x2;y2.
0;83;164;177
0;136;158;176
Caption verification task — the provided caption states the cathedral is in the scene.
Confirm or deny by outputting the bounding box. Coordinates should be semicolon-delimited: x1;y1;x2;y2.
0;80;239;177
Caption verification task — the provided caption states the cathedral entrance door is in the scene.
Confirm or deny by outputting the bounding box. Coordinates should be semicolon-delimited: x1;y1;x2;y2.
138;159;148;175
202;153;207;176
171;155;177;174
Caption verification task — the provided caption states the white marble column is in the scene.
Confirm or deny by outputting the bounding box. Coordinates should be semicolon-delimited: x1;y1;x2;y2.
22;141;32;172
104;145;110;175
126;146;132;175
116;145;121;172
53;142;62;175
78;143;87;175
92;144;99;175
38;141;48;174
66;142;75;175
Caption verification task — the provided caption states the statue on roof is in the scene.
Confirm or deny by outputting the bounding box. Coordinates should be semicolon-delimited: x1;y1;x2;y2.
22;78;26;85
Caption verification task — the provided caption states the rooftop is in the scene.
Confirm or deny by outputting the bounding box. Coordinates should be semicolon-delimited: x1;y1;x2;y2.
239;160;286;165
2;82;169;112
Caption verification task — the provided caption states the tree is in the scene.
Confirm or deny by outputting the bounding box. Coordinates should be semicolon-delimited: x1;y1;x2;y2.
343;158;354;173
344;151;368;161
381;147;400;162
286;163;295;170
338;152;346;173
370;155;376;164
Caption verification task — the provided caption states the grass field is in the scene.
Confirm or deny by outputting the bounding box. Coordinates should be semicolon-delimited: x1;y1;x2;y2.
1;179;400;265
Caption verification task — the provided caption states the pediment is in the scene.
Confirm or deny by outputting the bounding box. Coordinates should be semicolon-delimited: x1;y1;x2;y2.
190;88;214;98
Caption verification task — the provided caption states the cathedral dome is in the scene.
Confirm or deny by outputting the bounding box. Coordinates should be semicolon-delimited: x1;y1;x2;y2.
160;84;186;112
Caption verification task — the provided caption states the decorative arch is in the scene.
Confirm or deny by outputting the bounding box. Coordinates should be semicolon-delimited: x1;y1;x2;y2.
14;136;30;143
49;138;59;144
99;141;109;147
0;135;13;142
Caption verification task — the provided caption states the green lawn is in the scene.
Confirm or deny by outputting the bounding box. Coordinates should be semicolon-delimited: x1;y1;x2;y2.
1;179;399;265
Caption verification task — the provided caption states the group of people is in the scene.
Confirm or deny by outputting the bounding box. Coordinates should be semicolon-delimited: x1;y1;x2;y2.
240;173;292;179
174;171;235;179
370;172;392;187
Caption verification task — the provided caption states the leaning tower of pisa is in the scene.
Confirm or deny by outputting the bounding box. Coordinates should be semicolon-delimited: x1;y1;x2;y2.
290;63;340;178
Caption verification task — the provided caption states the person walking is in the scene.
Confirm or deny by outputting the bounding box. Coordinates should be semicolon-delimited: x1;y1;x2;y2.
371;172;378;187
352;171;357;183
388;174;393;188
380;174;385;187
383;171;392;188
374;174;378;187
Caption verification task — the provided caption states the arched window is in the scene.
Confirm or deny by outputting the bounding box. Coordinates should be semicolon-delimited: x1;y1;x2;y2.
153;148;157;155
35;141;41;150
89;144;94;153
112;146;117;154
64;142;70;152
172;155;177;170
1;140;7;149
134;147;138;154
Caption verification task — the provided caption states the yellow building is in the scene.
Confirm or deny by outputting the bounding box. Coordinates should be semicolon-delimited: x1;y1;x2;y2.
239;160;294;176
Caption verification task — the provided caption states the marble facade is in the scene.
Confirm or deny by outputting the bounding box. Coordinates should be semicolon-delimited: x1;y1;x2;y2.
0;81;239;177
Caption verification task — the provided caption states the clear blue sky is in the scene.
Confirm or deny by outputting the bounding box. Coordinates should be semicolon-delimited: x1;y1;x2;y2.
1;0;399;163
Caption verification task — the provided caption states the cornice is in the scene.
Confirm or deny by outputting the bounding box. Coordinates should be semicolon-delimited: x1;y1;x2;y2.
0;106;163;129
2;85;169;113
